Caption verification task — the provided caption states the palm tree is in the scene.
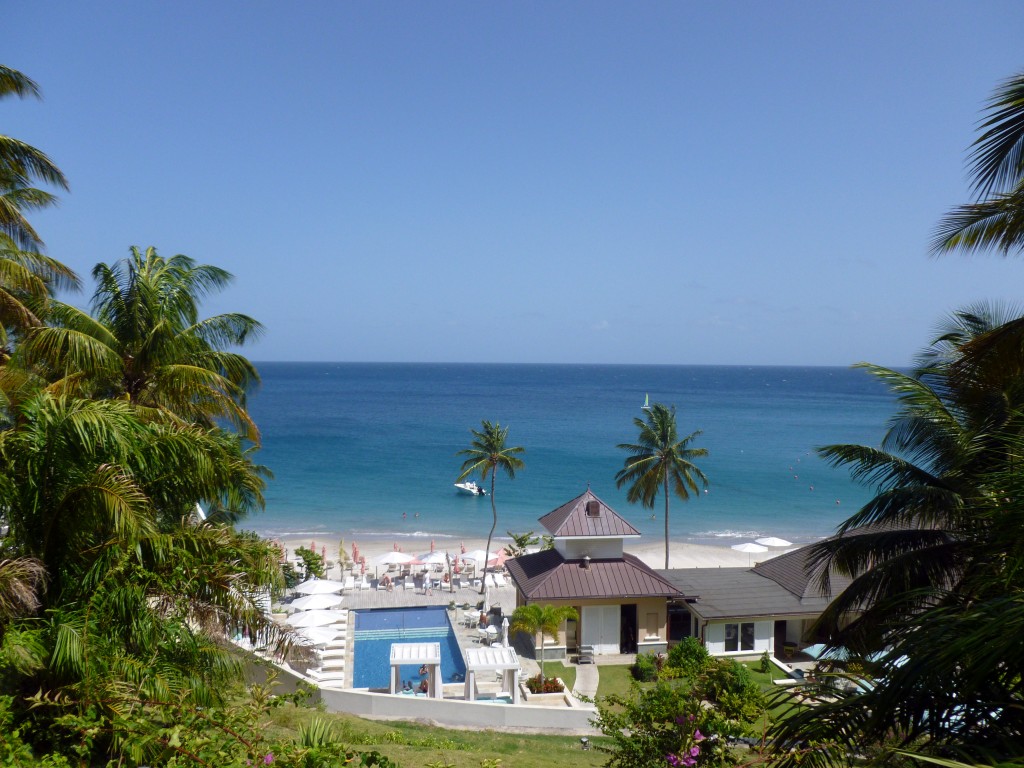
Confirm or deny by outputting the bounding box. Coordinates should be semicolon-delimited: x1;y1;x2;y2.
0;240;79;355
456;420;524;594
616;403;708;569
509;603;578;685
808;304;1024;650
0;391;283;757
766;307;1024;766
18;246;263;439
0;66;68;250
932;71;1024;256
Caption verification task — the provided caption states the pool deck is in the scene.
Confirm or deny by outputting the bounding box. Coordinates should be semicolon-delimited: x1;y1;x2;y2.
262;580;603;733
280;580;543;692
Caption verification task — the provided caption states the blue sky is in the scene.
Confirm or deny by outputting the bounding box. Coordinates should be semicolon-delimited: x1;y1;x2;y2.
6;2;1024;366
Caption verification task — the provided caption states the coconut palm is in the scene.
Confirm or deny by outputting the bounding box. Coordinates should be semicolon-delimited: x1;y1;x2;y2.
456;420;524;594
509;603;578;685
18;246;263;439
0;240;78;357
933;71;1024;256
0;66;68;250
0;391;283;757
767;308;1024;766
616;403;708;569
808;304;1024;651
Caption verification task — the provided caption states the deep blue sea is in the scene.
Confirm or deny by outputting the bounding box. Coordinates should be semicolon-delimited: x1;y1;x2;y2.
244;363;895;548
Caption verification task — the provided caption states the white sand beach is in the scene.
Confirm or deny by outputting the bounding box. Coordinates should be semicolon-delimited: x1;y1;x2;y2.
277;533;775;577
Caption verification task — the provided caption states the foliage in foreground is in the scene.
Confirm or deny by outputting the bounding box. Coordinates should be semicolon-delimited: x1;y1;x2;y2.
0;680;398;767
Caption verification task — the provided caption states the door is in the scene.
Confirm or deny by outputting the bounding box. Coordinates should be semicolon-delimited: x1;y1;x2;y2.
582;605;620;655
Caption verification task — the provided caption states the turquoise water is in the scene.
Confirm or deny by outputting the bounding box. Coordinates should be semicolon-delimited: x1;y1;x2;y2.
244;363;895;547
352;607;466;689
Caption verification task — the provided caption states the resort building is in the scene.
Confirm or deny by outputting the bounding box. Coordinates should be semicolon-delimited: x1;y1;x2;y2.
658;545;852;659
505;489;684;659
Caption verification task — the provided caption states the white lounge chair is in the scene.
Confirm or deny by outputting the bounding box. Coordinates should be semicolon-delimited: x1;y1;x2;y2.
492;572;507;587
342;575;355;592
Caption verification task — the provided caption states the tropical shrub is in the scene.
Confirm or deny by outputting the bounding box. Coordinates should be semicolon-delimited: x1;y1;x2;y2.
667;637;711;675
594;681;744;768
632;651;661;682
524;674;565;694
697;659;764;722
295;546;326;580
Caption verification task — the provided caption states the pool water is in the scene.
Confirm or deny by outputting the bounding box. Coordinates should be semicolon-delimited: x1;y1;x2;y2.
352;606;466;690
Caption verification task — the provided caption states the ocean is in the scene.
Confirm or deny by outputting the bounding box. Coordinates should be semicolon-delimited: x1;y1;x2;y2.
244;363;895;549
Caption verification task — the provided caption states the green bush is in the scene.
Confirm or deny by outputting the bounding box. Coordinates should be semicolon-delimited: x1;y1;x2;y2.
631;652;660;682
667;636;710;674
697;659;764;722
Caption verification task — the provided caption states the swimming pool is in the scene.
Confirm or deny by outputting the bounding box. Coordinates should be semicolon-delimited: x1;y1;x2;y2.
352;606;466;690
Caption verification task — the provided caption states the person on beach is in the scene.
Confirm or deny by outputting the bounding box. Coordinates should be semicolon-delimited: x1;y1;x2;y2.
381;574;392;591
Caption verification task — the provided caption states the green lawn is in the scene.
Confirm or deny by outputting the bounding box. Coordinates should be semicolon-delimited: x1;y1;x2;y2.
267;703;608;768
539;660;576;691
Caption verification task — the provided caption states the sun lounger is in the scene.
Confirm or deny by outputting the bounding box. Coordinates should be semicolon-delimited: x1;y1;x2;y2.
342;575;355;592
404;578;415;591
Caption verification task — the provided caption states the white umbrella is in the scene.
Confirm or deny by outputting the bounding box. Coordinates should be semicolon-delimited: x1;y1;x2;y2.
418;551;448;565
290;593;344;611
286;609;347;628
293;578;346;595
731;542;769;553
463;549;500;566
376;551;416;565
295;626;343;646
755;536;793;548
501;615;510;647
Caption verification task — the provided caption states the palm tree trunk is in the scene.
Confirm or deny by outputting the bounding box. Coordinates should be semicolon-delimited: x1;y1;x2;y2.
664;475;670;569
481;471;497;595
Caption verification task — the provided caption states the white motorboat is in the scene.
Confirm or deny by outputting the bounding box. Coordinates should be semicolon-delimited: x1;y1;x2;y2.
454;481;486;496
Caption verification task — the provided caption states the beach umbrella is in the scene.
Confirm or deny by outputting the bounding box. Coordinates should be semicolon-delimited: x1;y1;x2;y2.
731;542;768;566
290;593;344;611
731;542;769;553
756;537;793;548
501;616;510;647
286;609;347;628
294;578;346;595
419;551;447;565
295;626;344;646
463;549;500;566
377;551;415;566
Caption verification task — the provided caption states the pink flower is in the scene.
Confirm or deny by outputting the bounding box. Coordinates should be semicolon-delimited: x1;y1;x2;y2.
693;729;705;741
682;757;697;767
666;753;682;766
690;746;701;757
263;754;274;765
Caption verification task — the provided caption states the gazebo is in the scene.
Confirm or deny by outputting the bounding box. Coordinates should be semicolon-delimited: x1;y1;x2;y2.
463;646;521;704
389;642;443;698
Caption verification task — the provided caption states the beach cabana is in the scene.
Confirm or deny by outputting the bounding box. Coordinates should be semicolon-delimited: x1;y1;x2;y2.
464;646;521;704
389;642;442;698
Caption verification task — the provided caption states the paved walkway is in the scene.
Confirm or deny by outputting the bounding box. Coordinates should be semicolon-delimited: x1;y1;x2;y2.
571;663;599;700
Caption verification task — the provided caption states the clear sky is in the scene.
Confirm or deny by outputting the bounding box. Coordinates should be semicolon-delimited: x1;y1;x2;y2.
6;2;1024;366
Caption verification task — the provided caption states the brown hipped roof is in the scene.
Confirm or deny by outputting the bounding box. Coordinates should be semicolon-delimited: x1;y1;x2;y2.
506;549;684;601
539;489;641;538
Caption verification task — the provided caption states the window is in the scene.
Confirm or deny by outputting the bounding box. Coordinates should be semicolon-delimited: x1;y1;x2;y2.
724;623;738;652
724;622;755;652
740;622;755;651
